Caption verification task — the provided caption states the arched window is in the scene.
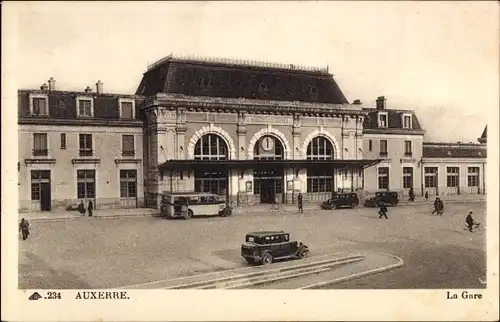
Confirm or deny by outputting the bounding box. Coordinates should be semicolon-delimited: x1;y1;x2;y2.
194;134;228;196
194;134;227;160
253;135;284;160
307;136;334;193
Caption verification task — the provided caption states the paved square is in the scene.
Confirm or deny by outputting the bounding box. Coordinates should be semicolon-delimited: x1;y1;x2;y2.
19;202;486;289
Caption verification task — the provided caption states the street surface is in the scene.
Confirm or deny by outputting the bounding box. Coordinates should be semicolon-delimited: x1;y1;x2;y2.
19;202;486;289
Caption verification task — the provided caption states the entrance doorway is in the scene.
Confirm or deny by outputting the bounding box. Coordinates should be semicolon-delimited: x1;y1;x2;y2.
254;169;283;204
31;170;51;211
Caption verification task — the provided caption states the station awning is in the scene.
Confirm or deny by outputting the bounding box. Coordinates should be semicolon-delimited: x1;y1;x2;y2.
159;159;382;171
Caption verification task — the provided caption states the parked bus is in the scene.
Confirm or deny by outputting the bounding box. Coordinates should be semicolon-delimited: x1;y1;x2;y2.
159;192;232;220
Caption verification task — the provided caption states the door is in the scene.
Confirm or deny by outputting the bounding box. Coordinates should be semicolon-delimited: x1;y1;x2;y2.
40;182;51;211
260;179;275;204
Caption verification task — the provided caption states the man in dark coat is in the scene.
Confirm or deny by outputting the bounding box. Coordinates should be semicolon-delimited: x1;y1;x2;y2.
88;200;93;217
408;188;415;202
378;203;388;219
424;191;429;201
78;200;86;216
297;193;303;213
19;218;30;240
438;199;444;215
432;197;440;215
466;211;474;232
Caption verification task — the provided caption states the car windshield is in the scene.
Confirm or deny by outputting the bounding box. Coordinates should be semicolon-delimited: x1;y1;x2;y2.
246;236;262;243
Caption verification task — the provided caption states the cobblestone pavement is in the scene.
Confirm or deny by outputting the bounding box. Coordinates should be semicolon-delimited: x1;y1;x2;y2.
18;202;486;289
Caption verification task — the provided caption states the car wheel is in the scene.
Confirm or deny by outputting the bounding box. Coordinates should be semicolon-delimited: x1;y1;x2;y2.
298;248;309;259
261;253;273;265
330;204;336;210
184;210;193;220
351;203;357;208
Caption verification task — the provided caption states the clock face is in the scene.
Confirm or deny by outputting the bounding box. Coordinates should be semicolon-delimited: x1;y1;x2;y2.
261;137;274;152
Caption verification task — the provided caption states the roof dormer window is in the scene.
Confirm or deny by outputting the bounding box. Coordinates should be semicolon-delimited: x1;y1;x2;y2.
119;98;135;119
402;113;412;129
29;94;49;116
378;112;388;128
76;96;94;118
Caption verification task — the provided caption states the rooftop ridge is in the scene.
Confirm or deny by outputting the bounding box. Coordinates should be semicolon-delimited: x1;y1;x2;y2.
423;142;485;147
147;53;329;74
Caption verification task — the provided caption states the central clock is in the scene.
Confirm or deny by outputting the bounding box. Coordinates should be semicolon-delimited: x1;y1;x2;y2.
261;137;274;152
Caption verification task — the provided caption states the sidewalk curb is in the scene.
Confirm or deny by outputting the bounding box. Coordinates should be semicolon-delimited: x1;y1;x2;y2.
27;213;159;223
298;253;405;289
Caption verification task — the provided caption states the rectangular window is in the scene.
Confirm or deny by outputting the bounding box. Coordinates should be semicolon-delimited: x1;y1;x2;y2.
368;140;372;151
33;133;48;156
378;167;389;190
60;133;66;149
78;99;93;117
379;140;388;157
404;140;412;157
120;101;134;119
120;170;137;198
446;167;459;187
467;167;479;187
403;167;413;189
79;134;93;156
77;170;95;199
32;97;48;115
403;115;412;128
122;135;135;156
378;113;388;127
424;167;438;188
30;170;50;200
307;168;333;193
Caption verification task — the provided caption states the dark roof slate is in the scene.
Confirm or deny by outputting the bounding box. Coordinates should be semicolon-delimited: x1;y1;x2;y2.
136;58;349;104
423;142;487;158
18;90;145;121
362;108;424;131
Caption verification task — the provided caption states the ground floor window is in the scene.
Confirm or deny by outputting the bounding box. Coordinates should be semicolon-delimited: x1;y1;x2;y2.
467;167;479;187
446;167;459;187
424;167;438;188
307;168;333;193
378;167;389;190
77;170;95;199
403;167;413;188
120;170;137;198
194;169;228;196
31;170;50;200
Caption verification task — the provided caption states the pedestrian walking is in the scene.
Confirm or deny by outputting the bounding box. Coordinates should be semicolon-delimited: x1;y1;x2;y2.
297;192;303;213
465;211;474;232
408;188;415;202
19;218;30;240
88;200;93;217
438;199;444;215
77;200;86;216
431;197;440;215
424;191;429;201
378;203;388;219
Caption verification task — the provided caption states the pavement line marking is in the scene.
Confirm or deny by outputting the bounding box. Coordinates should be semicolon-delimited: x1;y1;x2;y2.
167;255;364;290
298;254;404;289
118;251;352;289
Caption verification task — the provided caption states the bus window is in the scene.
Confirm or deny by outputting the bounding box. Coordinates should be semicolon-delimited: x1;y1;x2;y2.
207;196;216;203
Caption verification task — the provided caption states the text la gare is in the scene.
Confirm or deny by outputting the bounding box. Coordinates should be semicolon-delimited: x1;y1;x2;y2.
447;291;482;300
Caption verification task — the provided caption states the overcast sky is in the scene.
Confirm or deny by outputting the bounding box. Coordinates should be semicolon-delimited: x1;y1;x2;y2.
10;1;498;142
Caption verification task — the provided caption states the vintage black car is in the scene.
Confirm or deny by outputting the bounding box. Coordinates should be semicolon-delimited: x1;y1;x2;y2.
241;231;310;265
363;191;399;207
321;193;359;210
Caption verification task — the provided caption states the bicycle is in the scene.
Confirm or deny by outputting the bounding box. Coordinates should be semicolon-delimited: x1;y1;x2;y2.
464;222;483;233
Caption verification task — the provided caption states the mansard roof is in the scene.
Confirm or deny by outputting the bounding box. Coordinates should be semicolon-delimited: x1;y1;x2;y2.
362;108;424;133
135;55;350;104
422;142;487;158
18;89;145;122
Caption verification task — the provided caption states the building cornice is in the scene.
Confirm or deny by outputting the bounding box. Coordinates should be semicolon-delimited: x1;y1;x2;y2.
363;128;425;136
18;117;144;128
144;93;366;117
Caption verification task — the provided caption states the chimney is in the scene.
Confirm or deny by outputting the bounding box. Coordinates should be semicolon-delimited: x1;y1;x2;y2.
84;86;92;93
96;80;103;94
40;83;48;90
48;77;56;91
353;99;362;105
376;96;386;110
